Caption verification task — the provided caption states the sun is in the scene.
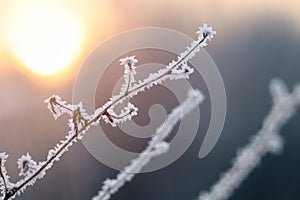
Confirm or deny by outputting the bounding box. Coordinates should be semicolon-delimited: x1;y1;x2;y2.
9;4;84;76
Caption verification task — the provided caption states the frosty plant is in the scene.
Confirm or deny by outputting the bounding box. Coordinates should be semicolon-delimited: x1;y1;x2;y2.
0;24;216;200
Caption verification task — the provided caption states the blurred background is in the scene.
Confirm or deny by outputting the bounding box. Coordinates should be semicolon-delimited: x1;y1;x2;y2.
0;0;300;199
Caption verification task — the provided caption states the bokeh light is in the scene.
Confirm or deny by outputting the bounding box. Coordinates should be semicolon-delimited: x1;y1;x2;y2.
8;3;84;76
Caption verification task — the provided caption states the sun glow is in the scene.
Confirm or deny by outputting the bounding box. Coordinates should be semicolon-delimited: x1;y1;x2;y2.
9;4;84;76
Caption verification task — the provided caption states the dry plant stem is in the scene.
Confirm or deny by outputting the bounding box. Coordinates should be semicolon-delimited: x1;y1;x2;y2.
198;79;300;200
3;34;209;200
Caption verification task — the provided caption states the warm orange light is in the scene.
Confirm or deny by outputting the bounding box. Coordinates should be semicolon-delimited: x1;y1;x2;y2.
8;4;84;76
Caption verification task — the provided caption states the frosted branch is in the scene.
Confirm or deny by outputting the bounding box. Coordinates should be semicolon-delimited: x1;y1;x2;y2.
94;24;215;125
92;89;205;200
198;79;300;200
0;153;11;199
0;24;215;200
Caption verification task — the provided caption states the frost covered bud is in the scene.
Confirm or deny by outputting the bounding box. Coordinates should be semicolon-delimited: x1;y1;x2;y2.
119;56;138;67
44;95;73;119
197;24;216;41
17;153;37;177
119;56;138;89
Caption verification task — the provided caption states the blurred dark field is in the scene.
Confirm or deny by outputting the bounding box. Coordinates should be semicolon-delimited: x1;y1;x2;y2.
0;1;300;200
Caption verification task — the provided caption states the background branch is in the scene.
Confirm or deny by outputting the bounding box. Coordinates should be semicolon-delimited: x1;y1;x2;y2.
93;89;204;200
198;79;300;200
